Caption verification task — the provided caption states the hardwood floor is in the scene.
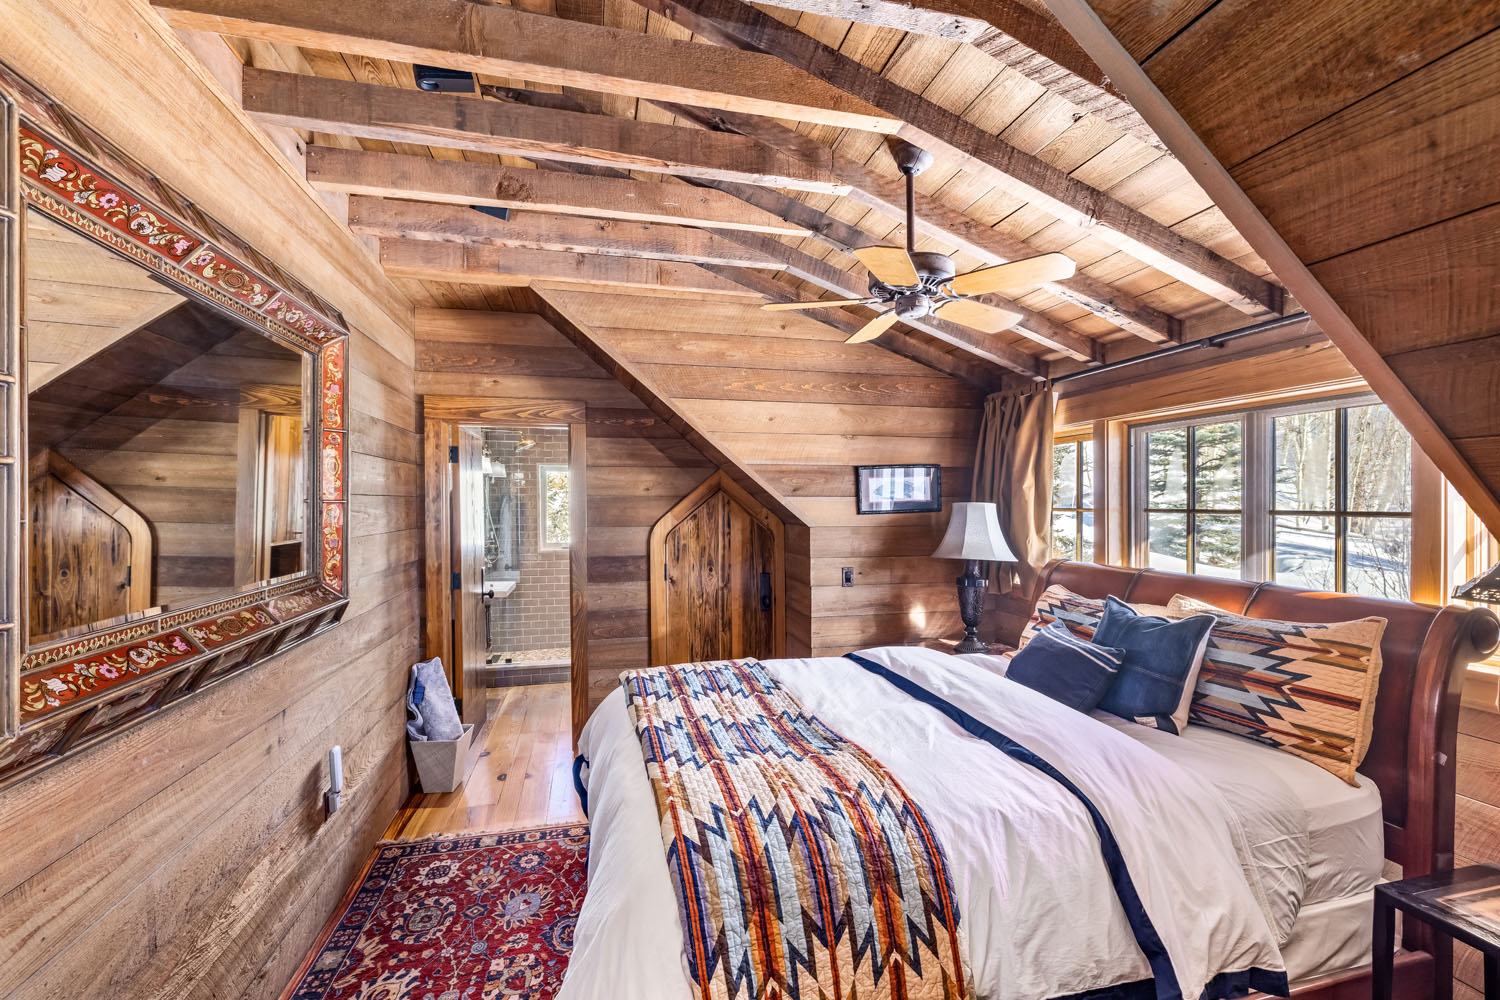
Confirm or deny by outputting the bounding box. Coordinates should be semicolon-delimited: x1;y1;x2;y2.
384;682;584;840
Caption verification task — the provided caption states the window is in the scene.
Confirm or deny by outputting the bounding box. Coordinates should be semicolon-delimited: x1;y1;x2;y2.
1051;438;1094;561
1271;402;1411;598
538;464;570;550
1140;420;1243;578
1128;397;1413;598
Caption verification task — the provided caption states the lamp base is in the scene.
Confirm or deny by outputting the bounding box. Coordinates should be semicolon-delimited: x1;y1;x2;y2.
954;559;988;654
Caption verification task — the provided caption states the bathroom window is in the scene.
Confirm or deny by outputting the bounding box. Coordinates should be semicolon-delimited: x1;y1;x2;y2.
539;464;571;550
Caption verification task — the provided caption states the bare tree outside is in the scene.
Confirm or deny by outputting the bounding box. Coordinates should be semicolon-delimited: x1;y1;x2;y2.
1128;401;1412;598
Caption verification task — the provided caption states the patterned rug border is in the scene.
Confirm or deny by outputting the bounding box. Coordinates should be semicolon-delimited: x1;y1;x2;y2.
277;823;589;1000
375;823;588;849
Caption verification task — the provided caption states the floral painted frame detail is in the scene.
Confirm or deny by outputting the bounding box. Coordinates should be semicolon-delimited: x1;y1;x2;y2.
0;65;350;789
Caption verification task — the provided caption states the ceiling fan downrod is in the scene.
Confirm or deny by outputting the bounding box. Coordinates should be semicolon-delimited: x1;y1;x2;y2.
891;140;934;257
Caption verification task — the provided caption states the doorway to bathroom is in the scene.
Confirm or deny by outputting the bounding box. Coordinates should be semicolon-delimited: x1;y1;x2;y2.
476;426;572;687
422;400;587;742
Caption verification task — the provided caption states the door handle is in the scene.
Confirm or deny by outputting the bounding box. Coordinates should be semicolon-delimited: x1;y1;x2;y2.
484;586;495;600
760;572;772;612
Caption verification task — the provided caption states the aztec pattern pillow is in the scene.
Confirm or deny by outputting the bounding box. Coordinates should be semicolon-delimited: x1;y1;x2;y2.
1168;594;1388;785
1019;585;1107;647
1006;619;1125;713
1019;585;1172;648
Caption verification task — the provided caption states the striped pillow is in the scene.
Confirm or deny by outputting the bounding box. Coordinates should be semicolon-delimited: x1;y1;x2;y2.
1168;594;1387;785
1006;620;1125;713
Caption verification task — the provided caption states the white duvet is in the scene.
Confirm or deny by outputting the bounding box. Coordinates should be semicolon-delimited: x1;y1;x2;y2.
561;646;1306;1000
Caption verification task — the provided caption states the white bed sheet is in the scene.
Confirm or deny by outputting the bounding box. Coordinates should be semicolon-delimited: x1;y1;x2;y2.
1115;722;1385;905
963;652;1387;908
1280;890;1376;982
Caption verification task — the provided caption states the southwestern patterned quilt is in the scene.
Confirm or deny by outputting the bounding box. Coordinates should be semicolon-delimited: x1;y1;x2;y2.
623;658;967;1000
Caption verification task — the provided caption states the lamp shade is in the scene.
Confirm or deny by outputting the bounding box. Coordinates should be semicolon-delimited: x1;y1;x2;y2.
932;502;1017;562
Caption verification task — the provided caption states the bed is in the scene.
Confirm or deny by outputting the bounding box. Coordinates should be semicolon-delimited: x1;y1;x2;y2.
563;561;1499;1000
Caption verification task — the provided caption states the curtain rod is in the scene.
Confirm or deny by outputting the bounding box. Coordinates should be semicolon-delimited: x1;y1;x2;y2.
1050;312;1312;385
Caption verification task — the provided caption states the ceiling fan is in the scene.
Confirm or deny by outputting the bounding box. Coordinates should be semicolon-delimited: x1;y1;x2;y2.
763;141;1078;344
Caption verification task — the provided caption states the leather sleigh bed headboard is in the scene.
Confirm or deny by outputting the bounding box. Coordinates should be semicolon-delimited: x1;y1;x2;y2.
1033;560;1500;892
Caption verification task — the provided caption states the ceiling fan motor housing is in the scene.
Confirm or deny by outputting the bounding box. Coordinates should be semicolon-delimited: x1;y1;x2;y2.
894;292;931;320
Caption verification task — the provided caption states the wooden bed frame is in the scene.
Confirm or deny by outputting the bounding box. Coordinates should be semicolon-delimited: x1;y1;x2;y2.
1034;560;1500;1000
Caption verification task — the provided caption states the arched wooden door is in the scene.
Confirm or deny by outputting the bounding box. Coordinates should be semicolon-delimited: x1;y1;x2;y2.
28;449;153;638
649;471;785;665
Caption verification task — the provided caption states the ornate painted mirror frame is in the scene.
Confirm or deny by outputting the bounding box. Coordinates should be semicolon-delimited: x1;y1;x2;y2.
0;65;350;788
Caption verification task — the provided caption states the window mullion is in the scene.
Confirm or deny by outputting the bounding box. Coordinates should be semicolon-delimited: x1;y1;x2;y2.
1244;412;1270;582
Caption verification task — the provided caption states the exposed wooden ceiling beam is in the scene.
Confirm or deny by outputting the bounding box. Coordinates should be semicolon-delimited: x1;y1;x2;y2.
708;229;1044;377
759;0;989;40
747;0;1156;143
965;1;1159;146
348;197;785;269
151;0;899;132
305;147;806;236
378;238;762;297
240;68;848;193
444;86;1007;384
698;266;1010;388
658;100;1177;343
633;0;1282;315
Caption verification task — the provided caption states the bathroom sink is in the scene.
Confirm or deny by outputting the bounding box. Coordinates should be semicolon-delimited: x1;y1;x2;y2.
483;580;517;603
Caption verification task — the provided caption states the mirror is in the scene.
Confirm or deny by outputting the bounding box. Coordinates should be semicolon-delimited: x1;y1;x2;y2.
24;209;309;644
0;84;351;788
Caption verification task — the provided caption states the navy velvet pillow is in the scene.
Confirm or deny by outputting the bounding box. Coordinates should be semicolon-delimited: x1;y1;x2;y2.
1093;596;1215;734
1005;619;1125;713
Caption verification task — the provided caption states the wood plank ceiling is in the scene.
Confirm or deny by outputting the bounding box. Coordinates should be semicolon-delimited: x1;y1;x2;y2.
1041;0;1500;530
153;0;1291;388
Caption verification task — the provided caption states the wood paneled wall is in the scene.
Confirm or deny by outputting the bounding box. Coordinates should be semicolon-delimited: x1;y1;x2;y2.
535;292;984;658
0;5;421;999
413;307;717;711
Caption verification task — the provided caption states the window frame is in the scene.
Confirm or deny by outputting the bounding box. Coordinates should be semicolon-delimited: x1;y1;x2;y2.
1127;391;1414;595
1130;415;1253;578
1050;433;1096;562
537;463;571;552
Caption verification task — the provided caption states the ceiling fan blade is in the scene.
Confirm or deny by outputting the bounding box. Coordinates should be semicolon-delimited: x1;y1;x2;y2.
947;252;1077;296
844;310;901;344
853;246;920;287
761;297;875;312
936;297;1024;334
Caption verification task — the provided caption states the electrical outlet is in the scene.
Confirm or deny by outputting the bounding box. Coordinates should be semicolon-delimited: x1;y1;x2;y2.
841;567;855;587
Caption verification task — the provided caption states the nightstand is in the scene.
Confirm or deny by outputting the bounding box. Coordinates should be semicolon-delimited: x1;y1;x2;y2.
1373;865;1500;1000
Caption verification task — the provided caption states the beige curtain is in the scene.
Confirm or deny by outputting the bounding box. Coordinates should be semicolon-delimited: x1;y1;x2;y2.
972;386;1055;600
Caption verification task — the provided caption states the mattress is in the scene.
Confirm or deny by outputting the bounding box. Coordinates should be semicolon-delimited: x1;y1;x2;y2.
1280;890;1377;982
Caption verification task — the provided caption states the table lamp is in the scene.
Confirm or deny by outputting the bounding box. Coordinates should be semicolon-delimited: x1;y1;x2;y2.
932;501;1016;653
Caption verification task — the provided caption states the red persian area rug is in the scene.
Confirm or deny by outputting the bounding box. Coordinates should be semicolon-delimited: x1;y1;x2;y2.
284;825;589;1000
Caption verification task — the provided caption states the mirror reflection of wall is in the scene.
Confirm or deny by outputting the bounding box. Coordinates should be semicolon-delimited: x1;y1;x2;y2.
24;209;308;643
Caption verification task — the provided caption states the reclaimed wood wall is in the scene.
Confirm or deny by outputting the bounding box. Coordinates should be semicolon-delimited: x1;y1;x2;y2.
413;307;717;711
0;4;421;999
536;291;984;658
